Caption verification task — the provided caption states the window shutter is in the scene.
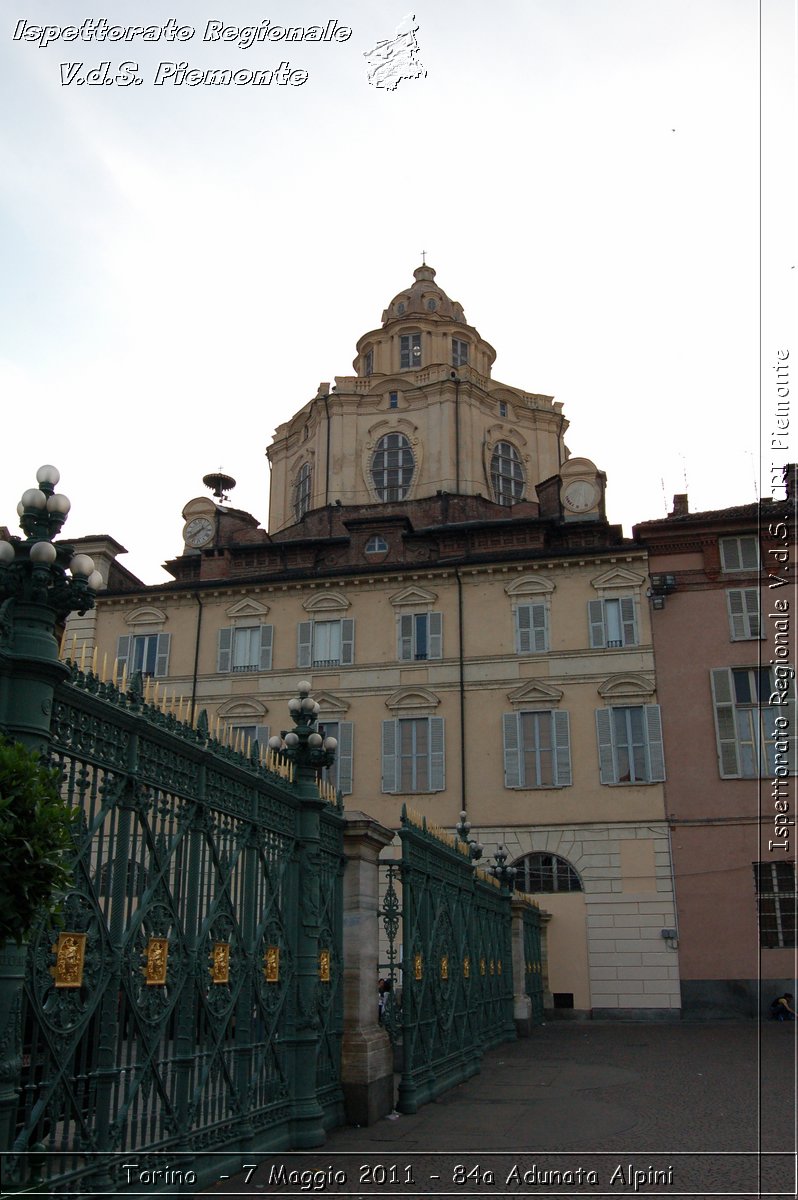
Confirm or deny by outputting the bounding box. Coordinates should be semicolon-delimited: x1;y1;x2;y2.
516;605;532;653
217;627;233;672
595;708;616;784
644;705;666;781
710;668;740;778
116;635;131;679
502;713;521;788
589;600;606;648
259;625;273;671
336;721;354;794
620;596;637;646
727;589;759;640
552;710;572;786
340;618;355;665
154;633;171;677
398;614;413;661
530;603;547;651
297;621;313;669
381;720;397;793
429;717;445;791
254;725;270;754
428;611;443;659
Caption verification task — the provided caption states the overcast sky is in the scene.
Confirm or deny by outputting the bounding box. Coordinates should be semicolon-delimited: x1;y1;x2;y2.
1;0;795;584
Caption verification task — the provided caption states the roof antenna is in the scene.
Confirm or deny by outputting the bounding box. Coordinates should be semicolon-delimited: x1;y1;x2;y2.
203;468;237;503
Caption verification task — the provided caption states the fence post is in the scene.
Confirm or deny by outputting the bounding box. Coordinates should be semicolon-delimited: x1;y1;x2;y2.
511;896;533;1037
340;813;395;1126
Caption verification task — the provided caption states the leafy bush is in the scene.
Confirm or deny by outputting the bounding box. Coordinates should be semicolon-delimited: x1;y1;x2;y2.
0;736;76;946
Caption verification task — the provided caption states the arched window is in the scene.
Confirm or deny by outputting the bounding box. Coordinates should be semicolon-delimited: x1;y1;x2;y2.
365;535;389;554
513;852;582;893
294;462;312;522
371;433;415;501
491;441;525;505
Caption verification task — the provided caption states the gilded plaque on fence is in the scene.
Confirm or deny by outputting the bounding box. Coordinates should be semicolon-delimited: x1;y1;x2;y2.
489;958;495;976
210;942;230;984
414;953;423;980
463;956;470;978
264;946;280;982
498;959;502;975
144;937;168;985
51;933;86;988
440;954;448;981
319;949;331;982
480;957;486;976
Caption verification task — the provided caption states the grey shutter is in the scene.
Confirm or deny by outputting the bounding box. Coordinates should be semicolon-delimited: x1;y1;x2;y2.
116;635;131;680
710;668;740;777
254;724;270;754
154;633;171;677
259;625;273;671
297;621;313;669
644;705;665;781
429;717;445;791
620;596;637;646
595;708;616;783
217;627;233;672
428;611;443;659
381;719;397;793
727;589;759;640
531;602;548;651
398;614;413;661
502;713;521;788
336;721;353;795
516;605;532;653
589;600;606;648
340;618;355;665
552;710;572;786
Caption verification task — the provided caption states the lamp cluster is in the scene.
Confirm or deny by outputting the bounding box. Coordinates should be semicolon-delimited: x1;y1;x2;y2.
0;465;103;617
267;681;338;774
454;810;484;861
490;844;517;889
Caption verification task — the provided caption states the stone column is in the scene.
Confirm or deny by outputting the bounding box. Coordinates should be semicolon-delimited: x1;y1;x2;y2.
510;897;532;1037
341;812;395;1126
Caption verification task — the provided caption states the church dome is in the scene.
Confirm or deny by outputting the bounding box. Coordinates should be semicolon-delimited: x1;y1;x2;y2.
381;264;467;326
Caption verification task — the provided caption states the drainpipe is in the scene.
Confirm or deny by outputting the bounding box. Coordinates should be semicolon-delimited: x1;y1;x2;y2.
190;591;203;724
455;566;467;814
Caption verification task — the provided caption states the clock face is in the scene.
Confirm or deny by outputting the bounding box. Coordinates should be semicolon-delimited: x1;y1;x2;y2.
184;516;214;548
562;480;598;512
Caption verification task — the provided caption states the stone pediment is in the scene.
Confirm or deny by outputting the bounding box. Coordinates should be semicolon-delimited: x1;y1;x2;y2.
597;674;656;701
385;687;440;713
314;690;350;716
389;585;439;607
504;575;555;597
302;590;350;613
507;680;564;707
216;697;268;719
225;597;270;619
590;568;646;592
124;606;167;627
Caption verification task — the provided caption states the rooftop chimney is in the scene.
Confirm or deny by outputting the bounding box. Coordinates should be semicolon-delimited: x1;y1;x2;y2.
671;494;689;517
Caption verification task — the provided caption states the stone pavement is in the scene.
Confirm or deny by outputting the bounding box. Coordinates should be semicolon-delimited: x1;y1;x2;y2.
204;1022;796;1200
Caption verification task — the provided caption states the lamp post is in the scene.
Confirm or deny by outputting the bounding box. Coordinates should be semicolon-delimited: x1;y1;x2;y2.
0;465;102;753
454;809;484;862
490;844;517;891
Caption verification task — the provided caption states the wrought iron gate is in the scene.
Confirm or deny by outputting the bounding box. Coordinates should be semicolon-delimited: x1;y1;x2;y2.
8;666;344;1195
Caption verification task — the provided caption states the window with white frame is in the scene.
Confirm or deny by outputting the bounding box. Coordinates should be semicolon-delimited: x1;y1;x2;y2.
294;462;312;522
754;861;796;948
318;719;354;795
382;716;445;793
589;596;638;648
719;535;759;572
513;852;582;893
371;433;415;501
365;535;389;554
452;337;469;367
397;612;442;661
297;618;354;669
116;633;170;679
400;333;422;368
490;441;525;505
515;602;549;653
726;588;761;640
503;710;572;788
217;625;273;673
710;667;795;778
596;705;665;784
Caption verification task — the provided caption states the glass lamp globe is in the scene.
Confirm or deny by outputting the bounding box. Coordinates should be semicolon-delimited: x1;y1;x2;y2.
322;736;338;751
30;541;57;564
70;554;95;577
36;465;60;486
0;541;14;563
46;493;71;515
21;488;47;510
297;680;311;694
284;732;299;747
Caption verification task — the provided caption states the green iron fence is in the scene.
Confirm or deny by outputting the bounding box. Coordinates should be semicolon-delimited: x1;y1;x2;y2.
379;808;517;1115
521;898;545;1025
7;665;344;1195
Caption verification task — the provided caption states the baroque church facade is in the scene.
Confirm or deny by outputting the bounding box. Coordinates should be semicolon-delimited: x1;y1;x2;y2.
74;265;685;1018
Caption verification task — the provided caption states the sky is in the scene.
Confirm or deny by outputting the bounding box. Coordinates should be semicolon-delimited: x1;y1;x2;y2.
1;0;795;585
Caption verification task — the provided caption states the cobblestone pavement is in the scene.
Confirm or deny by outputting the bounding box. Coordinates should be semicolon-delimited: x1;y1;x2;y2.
204;1022;796;1200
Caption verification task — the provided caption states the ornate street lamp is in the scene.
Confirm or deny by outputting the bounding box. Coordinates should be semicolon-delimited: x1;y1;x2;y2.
455;809;484;862
490;844;517;890
267;681;337;789
0;465;102;750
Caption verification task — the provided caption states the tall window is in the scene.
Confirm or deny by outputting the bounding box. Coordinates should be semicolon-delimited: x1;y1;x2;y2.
719;536;759;572
513;853;582;893
381;717;445;793
297;618;355;669
595;705;666;784
371;433;415;501
318;720;354;795
217;625;273;673
116;633;170;679
491;441;525;505
515;602;549;653
589;597;638;648
397;612;442;661
400;333;422;368
726;589;760;640
503;711;572;788
754;861;795;947
294;463;312;522
364;348;374;376
710;667;794;778
452;338;469;367
231;724;270;753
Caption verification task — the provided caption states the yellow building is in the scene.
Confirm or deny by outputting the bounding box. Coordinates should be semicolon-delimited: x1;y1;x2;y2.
76;265;681;1018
